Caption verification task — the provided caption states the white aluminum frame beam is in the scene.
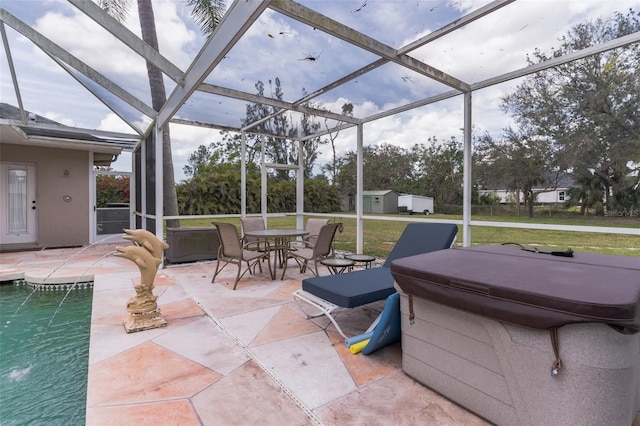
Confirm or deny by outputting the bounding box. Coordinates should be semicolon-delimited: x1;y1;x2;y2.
199;83;361;125
157;0;271;129
269;0;470;92
67;0;184;83
398;0;516;54
470;30;640;91
1;21;25;123
49;55;144;134
0;8;156;119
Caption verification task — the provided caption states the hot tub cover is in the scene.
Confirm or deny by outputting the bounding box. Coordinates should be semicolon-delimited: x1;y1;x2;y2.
391;245;640;331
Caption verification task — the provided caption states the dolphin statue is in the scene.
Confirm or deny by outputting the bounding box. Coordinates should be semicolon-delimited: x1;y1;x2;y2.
122;228;169;260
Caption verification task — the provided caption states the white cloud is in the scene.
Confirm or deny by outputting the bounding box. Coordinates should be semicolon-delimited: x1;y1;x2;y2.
2;0;636;182
34;9;147;79
42;111;75;127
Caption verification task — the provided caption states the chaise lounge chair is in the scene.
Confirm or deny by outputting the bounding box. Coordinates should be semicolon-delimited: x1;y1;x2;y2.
293;222;458;337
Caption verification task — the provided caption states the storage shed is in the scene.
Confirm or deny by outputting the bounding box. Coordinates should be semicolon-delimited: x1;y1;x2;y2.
362;190;398;214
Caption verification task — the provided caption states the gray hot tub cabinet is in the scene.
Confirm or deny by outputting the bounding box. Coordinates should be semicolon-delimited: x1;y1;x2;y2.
391;245;640;426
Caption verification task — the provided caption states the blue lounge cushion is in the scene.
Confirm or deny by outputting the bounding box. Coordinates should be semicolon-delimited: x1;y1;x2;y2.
302;267;395;308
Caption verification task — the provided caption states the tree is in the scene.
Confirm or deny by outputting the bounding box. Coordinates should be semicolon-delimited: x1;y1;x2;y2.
333;143;414;208
183;139;240;179
501;9;640;212
321;102;353;185
95;174;130;207
98;0;227;227
179;80;332;213
475;129;564;217
220;78;325;181
410;137;464;205
564;169;606;215
183;143;213;179
176;152;339;214
241;78;297;181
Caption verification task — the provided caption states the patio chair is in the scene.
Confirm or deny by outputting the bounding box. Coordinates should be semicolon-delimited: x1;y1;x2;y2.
288;218;330;252
289;223;341;277
304;218;329;248
241;217;269;252
293;222;458;337
212;222;273;290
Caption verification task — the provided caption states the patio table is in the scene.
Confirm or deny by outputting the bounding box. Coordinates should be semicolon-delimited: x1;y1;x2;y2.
244;229;309;280
320;257;355;275
344;253;376;269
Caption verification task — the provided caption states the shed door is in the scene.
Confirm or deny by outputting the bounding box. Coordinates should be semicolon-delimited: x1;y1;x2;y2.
0;163;37;244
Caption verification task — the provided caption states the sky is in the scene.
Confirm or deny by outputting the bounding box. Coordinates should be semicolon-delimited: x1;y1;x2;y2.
1;0;637;181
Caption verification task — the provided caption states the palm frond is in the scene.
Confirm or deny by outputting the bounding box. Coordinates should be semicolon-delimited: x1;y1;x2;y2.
187;0;227;36
97;0;131;23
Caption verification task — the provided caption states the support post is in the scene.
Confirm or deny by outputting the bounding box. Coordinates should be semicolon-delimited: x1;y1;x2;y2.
241;131;247;217
296;139;304;229
462;91;472;247
155;124;163;241
356;124;364;253
261;136;267;223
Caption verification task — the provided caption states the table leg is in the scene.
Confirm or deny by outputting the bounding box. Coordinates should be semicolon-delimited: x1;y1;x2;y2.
280;237;290;280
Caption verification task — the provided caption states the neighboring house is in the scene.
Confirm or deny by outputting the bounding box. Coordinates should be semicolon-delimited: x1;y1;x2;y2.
0;103;138;250
362;190;398;214
478;175;576;205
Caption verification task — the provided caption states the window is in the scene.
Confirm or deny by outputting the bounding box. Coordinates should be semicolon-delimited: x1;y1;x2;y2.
8;169;28;233
558;191;565;202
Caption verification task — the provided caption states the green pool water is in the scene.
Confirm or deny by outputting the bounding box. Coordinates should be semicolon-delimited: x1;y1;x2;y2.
0;283;92;425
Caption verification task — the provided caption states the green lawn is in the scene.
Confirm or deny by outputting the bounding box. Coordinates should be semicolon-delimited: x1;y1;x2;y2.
182;213;639;259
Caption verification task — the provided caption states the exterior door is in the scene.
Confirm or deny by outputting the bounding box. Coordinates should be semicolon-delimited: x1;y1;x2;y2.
93;171;131;243
0;163;37;244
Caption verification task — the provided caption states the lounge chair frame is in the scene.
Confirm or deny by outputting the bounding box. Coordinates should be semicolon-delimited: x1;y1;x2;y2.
293;223;458;337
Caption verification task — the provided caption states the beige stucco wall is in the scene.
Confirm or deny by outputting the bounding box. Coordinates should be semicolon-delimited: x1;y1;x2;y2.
1;143;90;247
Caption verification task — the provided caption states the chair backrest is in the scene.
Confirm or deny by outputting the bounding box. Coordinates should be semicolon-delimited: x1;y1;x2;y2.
313;223;341;257
305;218;329;246
214;222;243;258
383;223;458;268
241;217;265;243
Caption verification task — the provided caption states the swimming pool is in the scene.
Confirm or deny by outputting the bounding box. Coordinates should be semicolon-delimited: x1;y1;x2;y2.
0;283;92;425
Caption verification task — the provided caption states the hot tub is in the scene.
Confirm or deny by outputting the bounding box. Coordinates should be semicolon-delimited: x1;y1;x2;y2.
391;245;640;425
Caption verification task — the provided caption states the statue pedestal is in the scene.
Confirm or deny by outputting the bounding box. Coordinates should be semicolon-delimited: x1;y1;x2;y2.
123;308;167;333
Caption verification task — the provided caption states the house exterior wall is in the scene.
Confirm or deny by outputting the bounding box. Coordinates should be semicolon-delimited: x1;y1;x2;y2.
1;143;90;247
479;189;569;205
537;189;568;204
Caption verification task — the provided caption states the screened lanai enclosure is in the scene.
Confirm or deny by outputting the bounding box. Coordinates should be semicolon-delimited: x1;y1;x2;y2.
1;0;639;249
